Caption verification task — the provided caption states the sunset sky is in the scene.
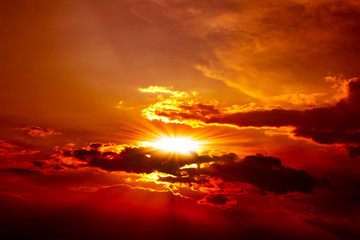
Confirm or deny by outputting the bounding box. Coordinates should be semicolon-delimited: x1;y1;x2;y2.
1;0;360;239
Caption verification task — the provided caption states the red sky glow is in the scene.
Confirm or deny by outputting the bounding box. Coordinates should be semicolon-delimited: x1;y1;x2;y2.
1;1;360;239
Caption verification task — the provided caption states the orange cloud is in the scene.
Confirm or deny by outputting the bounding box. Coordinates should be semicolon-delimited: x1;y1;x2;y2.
140;78;360;147
131;0;360;102
19;126;62;137
139;86;214;127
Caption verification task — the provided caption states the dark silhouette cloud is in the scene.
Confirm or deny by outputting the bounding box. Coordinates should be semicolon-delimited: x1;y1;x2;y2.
63;144;318;195
347;145;360;158
70;147;190;174
203;154;318;194
151;78;360;145
198;194;231;206
0;168;40;175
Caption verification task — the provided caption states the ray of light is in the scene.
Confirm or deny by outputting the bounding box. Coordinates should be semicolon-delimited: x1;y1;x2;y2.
146;136;200;155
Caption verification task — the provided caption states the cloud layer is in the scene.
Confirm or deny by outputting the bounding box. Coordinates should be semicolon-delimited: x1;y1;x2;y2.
58;143;319;197
141;78;360;146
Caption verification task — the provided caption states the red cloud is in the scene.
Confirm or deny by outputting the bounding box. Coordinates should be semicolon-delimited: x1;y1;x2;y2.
19;126;62;137
57;143;318;196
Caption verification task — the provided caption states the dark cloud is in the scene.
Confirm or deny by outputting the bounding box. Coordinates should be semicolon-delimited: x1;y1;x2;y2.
198;194;231;206
347;145;360;158
203;154;318;194
304;216;360;240
0;168;40;175
65;144;239;175
88;143;103;150
63;144;318;195
211;78;360;145
70;147;189;174
153;78;360;146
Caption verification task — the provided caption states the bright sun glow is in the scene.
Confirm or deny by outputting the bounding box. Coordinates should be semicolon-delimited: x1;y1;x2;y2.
150;136;200;154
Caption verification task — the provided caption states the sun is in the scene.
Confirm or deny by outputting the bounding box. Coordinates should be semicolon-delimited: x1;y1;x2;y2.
149;136;200;154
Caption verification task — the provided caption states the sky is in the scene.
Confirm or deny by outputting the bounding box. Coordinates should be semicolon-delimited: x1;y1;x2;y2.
1;0;360;239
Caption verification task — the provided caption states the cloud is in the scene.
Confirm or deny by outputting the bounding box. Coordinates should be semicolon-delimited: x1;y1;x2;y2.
202;154;318;194
139;86;186;96
208;78;360;145
0;140;24;155
140;78;360;145
0;168;40;175
69;146;184;174
0;140;40;168
131;0;360;100
19;126;62;137
140;85;222;127
347;146;360;158
60;143;318;195
0;142;357;239
198;194;234;208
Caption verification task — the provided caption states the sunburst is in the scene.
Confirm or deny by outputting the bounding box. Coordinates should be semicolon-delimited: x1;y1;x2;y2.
149;136;200;154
